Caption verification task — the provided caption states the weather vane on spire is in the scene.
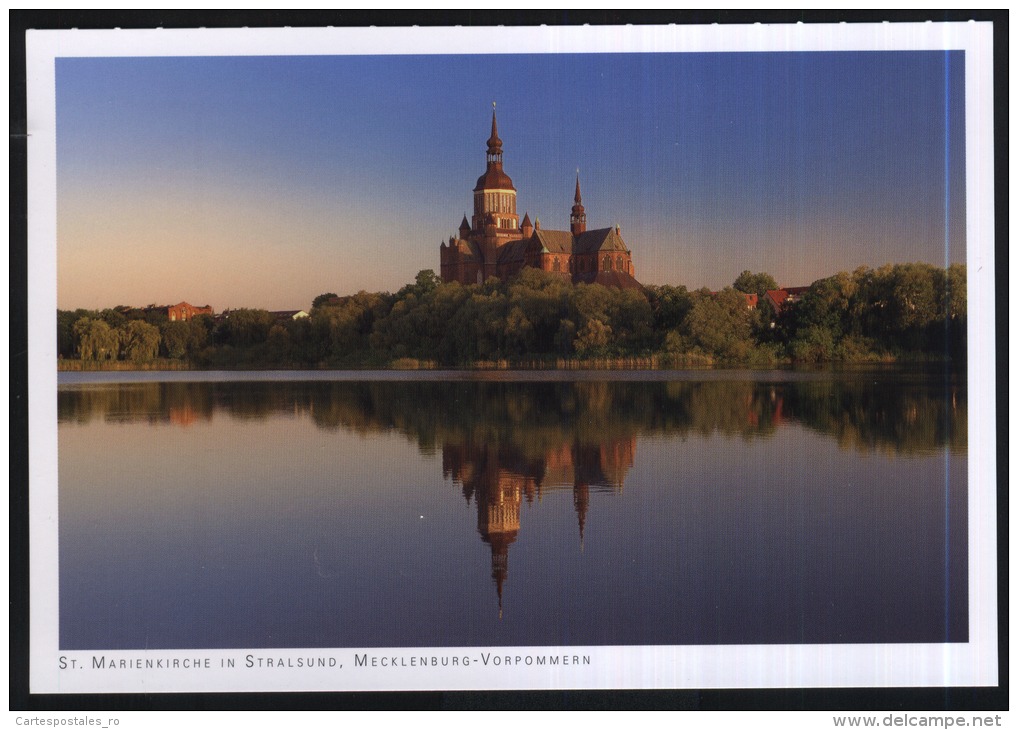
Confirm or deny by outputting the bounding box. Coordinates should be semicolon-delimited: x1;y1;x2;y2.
492;100;496;110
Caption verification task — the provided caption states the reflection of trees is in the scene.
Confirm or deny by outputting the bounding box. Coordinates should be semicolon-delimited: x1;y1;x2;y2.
58;373;966;455
781;378;967;455
57;382;216;427
59;373;966;617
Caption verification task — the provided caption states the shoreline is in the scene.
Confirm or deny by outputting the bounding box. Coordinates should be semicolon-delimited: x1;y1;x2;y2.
57;362;965;386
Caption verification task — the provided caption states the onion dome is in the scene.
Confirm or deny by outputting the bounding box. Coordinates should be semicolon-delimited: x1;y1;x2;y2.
474;107;516;191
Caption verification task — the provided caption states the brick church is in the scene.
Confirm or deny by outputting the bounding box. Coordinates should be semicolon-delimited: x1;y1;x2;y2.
440;108;640;289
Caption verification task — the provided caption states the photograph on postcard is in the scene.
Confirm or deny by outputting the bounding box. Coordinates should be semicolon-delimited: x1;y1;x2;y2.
27;22;997;694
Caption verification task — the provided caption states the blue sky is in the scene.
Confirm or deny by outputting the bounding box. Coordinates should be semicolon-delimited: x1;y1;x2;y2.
56;51;966;311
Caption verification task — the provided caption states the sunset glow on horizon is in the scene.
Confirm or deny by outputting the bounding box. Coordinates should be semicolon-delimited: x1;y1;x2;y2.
56;50;966;312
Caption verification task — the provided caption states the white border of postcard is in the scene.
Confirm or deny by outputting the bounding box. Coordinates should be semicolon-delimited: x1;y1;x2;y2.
26;21;997;693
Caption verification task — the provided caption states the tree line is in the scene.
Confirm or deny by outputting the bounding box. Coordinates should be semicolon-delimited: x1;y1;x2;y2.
59;378;966;457
57;262;966;369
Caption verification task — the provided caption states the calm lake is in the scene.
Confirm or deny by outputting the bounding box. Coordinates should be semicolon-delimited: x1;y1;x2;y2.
57;368;967;650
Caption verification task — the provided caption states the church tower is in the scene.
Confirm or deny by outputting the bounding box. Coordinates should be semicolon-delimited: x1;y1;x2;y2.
570;172;587;235
442;106;639;289
472;104;519;278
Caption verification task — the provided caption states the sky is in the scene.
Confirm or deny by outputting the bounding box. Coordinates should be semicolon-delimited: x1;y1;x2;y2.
56;50;966;312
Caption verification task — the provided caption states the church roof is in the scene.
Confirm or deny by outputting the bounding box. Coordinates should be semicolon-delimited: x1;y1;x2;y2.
475;167;515;191
496;238;534;265
453;238;482;261
575;227;629;255
532;229;573;254
523;227;630;256
575;270;644;290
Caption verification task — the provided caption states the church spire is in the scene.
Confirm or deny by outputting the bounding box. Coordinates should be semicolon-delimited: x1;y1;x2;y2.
487;102;503;159
570;169;587;235
472;103;518;244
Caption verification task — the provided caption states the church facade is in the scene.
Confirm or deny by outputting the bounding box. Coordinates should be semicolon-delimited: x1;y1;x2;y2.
440;110;640;289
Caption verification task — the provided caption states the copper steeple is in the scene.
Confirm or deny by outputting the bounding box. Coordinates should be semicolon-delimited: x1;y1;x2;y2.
487;103;503;157
570;171;587;235
474;104;515;192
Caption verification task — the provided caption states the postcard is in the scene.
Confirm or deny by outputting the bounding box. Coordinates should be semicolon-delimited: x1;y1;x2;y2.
25;21;997;695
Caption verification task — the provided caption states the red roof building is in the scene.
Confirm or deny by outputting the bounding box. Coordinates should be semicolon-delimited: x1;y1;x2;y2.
145;301;213;322
763;286;810;315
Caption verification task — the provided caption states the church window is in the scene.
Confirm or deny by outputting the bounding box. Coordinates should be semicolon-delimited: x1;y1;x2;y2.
553;258;561;272
617;255;624;271
602;255;611;272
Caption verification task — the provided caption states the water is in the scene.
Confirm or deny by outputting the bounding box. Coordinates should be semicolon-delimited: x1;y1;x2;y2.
57;370;967;650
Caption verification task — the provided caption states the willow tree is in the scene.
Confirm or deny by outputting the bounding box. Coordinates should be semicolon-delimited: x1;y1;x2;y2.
73;318;119;361
121;320;161;362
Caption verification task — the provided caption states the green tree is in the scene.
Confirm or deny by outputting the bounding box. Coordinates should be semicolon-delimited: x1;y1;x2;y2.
508;268;571;353
503;305;535;356
312;292;339;310
555;318;577;356
315;291;391;362
646;284;693;332
682;288;754;361
73;318;119;361
160;321;192;359
733;270;779;298
608;288;654;354
397;269;441;300
889;263;939;333
120;320;160;362
57;309;95;358
574;318;612;358
219;309;275;348
265;324;294;363
790;325;838;363
943;264;966;321
784;273;856;355
99;308;127;330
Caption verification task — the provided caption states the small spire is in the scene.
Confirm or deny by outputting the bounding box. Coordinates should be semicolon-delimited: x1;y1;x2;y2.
570;171;586;234
487;103;502;153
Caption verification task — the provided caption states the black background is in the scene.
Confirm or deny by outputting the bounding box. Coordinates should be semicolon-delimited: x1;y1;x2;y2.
9;8;1008;712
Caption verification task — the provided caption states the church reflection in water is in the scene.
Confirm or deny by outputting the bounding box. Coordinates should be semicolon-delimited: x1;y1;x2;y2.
442;436;635;615
58;375;967;619
58;373;970;649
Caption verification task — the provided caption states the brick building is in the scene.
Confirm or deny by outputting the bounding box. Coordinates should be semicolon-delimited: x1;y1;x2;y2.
440;108;640;289
144;301;213;322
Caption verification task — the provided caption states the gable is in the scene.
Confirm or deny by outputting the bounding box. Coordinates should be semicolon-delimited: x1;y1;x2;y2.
575;227;629;256
496;238;533;265
533;229;574;254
